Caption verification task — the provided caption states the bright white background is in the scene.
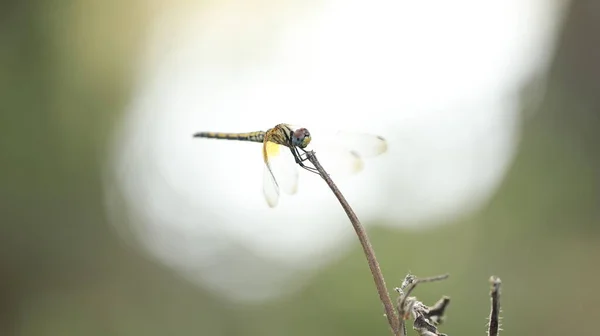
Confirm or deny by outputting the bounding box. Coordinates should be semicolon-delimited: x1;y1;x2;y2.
108;0;565;301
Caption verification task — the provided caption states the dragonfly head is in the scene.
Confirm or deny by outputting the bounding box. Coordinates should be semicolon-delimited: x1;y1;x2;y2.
291;128;312;148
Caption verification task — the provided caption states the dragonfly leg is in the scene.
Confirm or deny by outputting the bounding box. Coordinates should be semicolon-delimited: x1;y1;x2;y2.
299;163;320;174
290;147;320;174
298;147;315;161
298;148;331;177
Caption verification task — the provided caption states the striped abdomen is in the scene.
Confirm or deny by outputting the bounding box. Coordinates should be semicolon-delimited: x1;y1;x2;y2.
193;131;265;144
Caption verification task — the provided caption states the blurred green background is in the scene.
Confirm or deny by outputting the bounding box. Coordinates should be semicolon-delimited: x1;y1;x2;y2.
1;1;599;335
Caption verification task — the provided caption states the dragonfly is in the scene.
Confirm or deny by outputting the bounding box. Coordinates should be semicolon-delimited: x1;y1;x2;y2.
193;123;387;207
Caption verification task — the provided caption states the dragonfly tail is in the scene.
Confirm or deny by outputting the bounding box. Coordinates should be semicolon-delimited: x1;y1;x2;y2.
193;131;265;143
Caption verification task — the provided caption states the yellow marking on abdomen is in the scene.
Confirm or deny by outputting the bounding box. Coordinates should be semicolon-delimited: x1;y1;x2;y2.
193;131;265;143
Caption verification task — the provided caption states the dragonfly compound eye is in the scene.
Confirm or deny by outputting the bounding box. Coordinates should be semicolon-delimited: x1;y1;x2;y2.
293;128;311;148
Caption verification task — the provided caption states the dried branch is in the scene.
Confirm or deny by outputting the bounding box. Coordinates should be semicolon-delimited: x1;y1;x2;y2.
394;273;450;336
305;150;400;335
425;296;451;325
305;151;503;336
488;276;502;336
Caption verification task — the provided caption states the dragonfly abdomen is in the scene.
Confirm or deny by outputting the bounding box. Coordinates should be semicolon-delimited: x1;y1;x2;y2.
193;131;265;143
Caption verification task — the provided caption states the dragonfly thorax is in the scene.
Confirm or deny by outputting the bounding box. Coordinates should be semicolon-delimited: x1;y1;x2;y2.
291;128;311;148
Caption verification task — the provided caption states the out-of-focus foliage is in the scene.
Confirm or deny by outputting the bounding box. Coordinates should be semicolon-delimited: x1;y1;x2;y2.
1;1;599;335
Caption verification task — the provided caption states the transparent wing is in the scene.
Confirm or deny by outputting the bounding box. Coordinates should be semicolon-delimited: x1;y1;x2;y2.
333;131;388;158
262;140;299;208
307;130;388;177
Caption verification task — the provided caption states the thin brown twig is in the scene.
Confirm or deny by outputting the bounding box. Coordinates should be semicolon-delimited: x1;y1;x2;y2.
305;150;400;336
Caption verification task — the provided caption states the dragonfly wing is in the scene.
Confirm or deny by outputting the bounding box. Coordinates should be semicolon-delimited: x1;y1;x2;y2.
262;140;299;207
334;131;388;158
312;145;365;177
305;129;387;178
262;162;280;208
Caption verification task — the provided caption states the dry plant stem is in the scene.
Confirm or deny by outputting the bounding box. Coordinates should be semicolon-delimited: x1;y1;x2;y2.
306;151;400;336
396;274;450;336
399;274;450;309
488;276;502;336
